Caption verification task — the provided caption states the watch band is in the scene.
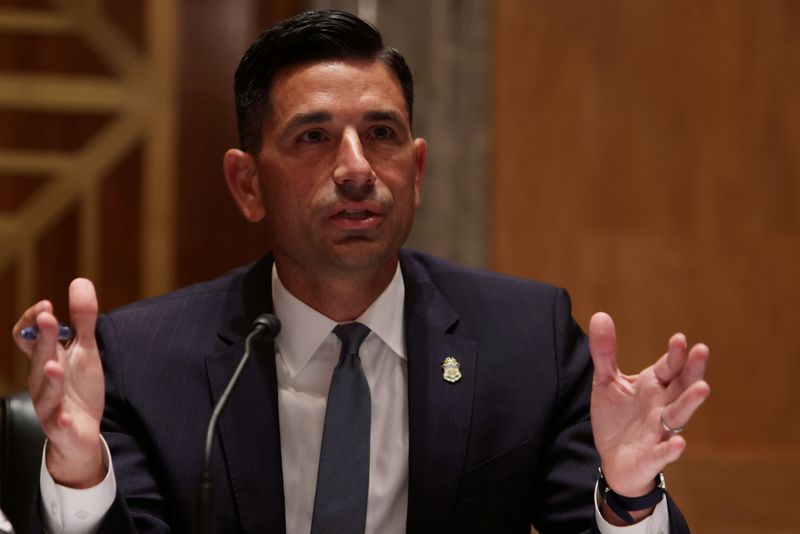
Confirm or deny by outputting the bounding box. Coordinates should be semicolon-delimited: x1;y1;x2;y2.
598;468;666;525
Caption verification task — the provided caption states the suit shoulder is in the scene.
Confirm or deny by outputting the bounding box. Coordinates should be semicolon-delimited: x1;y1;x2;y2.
102;263;250;322
400;249;564;303
95;262;257;372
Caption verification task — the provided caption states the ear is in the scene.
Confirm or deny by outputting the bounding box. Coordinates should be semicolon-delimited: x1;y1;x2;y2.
223;149;265;222
412;137;427;207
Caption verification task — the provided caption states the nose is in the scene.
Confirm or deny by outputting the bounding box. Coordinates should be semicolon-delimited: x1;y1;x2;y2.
333;129;374;188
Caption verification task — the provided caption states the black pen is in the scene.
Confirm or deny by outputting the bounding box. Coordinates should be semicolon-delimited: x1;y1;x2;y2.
19;324;75;342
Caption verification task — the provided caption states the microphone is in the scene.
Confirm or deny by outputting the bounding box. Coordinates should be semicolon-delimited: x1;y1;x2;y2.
195;314;281;534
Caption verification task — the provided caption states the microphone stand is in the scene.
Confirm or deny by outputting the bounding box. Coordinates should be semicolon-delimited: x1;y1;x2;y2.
194;314;280;534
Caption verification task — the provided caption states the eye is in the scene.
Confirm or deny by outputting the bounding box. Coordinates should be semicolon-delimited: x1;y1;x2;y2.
367;125;394;140
299;129;327;143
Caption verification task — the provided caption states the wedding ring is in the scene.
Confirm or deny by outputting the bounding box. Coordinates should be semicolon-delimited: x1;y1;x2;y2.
660;412;685;435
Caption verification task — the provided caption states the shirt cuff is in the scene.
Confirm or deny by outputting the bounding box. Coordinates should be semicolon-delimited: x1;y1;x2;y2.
594;482;670;534
39;436;117;534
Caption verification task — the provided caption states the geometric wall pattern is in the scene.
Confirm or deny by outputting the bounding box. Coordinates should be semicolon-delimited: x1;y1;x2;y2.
0;0;176;388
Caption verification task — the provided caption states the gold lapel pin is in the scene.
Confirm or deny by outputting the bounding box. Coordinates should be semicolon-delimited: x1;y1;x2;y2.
441;356;462;383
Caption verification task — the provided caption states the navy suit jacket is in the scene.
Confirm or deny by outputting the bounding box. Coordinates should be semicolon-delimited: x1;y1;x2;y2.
35;250;690;533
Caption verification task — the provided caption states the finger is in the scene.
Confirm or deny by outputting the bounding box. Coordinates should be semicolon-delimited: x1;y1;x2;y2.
31;360;66;433
676;343;709;389
589;312;619;384
662;380;711;431
27;311;61;394
12;300;54;354
68;278;98;347
651;434;687;470
653;333;687;385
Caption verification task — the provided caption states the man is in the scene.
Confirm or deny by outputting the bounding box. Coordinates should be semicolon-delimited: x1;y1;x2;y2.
13;10;709;534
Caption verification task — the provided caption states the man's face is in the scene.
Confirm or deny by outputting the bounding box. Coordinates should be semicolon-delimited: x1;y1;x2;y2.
253;59;426;281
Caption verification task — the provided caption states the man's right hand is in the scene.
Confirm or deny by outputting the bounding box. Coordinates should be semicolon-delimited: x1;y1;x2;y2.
12;278;106;488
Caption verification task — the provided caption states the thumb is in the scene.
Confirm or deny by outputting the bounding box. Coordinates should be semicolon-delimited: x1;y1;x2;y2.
589;312;619;385
68;278;98;346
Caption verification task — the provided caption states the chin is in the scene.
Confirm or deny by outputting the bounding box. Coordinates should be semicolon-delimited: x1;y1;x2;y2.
326;240;398;273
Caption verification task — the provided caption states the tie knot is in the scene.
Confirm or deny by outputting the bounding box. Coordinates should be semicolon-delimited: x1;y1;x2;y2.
333;322;371;356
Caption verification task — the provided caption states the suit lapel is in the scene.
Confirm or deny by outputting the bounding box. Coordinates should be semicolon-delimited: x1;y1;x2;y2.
201;251;479;532
204;255;286;533
401;253;477;532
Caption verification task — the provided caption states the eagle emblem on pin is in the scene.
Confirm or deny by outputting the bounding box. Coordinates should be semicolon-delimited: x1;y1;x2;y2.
441;356;462;383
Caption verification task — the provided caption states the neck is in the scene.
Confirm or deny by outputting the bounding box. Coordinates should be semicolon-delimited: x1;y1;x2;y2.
274;256;399;322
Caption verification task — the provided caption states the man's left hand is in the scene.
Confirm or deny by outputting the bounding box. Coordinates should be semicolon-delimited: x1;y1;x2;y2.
588;312;710;501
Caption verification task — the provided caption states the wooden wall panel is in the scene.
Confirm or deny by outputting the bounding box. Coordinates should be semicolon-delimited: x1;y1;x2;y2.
175;0;266;287
174;0;302;287
0;0;148;393
0;0;302;395
98;142;142;309
492;1;799;532
0;266;16;390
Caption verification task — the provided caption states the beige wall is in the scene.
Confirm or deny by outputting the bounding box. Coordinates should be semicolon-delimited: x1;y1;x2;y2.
492;1;800;532
311;0;491;267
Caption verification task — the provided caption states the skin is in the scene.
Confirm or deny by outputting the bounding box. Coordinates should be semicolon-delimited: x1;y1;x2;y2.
12;280;105;488
223;60;426;321
589;312;710;525
11;58;710;527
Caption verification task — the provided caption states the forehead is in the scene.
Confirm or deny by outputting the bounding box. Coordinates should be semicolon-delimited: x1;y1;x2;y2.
266;59;408;124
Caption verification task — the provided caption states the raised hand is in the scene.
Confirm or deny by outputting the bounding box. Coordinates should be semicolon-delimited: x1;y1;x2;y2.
12;278;106;488
588;312;710;501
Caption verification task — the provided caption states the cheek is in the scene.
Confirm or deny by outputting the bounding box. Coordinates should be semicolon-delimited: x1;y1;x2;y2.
259;166;297;207
373;154;418;192
268;182;327;234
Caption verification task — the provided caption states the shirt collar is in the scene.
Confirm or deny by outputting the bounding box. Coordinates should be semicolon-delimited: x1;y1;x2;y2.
271;263;407;378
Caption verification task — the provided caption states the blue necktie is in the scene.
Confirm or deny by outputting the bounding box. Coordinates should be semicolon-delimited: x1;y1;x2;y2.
311;322;372;533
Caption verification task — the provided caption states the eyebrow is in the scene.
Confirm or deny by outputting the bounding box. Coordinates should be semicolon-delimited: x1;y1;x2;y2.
364;110;405;124
283;111;333;132
280;109;407;136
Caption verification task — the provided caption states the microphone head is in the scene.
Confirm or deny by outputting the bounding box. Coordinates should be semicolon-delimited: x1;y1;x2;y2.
252;314;281;337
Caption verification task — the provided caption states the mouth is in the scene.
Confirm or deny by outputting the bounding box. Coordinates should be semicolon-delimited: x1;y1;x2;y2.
328;206;384;231
337;209;376;220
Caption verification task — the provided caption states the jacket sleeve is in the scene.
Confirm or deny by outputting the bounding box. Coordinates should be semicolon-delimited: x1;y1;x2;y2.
532;289;691;533
94;313;172;533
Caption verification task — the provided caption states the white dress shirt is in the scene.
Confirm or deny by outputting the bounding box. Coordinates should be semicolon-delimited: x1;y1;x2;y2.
39;264;668;534
272;263;409;534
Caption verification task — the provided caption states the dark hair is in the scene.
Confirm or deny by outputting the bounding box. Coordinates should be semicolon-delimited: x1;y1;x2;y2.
234;9;414;154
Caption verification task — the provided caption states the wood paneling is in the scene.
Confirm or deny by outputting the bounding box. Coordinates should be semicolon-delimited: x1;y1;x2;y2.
174;0;302;287
0;266;17;391
0;0;302;393
492;1;800;532
98;142;142;309
174;0;269;287
0;0;146;391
